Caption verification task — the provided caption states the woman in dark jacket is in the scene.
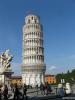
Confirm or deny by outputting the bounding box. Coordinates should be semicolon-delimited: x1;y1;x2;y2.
23;84;27;98
3;85;8;100
14;84;20;100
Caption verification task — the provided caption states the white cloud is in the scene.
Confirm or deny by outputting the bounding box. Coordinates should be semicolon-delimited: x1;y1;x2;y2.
46;65;57;75
49;65;56;70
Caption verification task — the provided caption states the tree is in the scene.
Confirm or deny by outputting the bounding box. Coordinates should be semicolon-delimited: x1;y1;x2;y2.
56;69;75;84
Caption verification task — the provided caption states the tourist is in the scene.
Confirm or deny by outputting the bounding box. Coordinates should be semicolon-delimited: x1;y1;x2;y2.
45;82;52;95
13;83;20;100
57;83;65;97
3;85;8;100
43;83;46;95
40;82;45;95
23;84;27;99
65;82;72;95
36;84;38;95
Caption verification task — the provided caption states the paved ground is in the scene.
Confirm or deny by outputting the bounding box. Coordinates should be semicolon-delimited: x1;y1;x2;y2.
10;94;75;100
27;94;75;100
26;86;56;97
7;88;60;100
23;85;75;100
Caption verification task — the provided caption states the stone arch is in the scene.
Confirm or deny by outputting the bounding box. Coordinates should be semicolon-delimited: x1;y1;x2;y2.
28;19;30;23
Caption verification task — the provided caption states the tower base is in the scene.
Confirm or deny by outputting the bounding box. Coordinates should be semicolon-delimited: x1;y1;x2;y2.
22;72;44;87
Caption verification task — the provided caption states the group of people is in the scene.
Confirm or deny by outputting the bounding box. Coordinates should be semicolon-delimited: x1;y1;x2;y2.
0;82;71;100
0;85;8;100
0;83;27;100
13;83;27;100
40;82;52;95
0;82;52;100
57;82;72;96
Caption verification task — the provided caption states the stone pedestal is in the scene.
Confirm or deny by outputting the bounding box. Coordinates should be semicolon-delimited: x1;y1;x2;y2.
0;75;4;84
0;68;13;87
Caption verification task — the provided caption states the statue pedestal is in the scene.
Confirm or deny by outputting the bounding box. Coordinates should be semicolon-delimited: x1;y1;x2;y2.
0;74;4;84
0;68;13;87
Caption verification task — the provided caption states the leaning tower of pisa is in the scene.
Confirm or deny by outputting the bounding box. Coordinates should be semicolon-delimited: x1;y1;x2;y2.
22;14;46;87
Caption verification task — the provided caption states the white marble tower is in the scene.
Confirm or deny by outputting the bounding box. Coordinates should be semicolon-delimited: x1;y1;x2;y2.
22;14;46;87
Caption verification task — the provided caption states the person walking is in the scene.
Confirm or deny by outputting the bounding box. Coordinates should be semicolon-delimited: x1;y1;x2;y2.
23;84;27;99
36;84;38;95
57;83;65;97
65;82;72;95
13;83;20;100
3;85;8;100
40;82;45;95
45;82;52;95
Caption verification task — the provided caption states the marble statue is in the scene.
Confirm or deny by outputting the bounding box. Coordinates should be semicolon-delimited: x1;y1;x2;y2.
0;49;13;73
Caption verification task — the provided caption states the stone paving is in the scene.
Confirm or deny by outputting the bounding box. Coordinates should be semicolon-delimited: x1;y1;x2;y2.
7;87;57;100
23;85;75;100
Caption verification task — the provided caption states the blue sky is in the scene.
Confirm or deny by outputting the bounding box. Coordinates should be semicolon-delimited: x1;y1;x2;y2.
0;0;75;75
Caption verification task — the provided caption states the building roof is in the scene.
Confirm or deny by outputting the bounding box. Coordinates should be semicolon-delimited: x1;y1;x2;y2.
11;76;22;79
45;74;55;77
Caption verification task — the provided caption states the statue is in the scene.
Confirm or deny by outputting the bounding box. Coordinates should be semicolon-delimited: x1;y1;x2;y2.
0;49;13;73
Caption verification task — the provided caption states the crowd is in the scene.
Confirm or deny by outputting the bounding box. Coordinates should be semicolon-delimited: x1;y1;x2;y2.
40;82;72;97
0;83;27;100
0;82;71;100
40;82;52;95
0;82;52;100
